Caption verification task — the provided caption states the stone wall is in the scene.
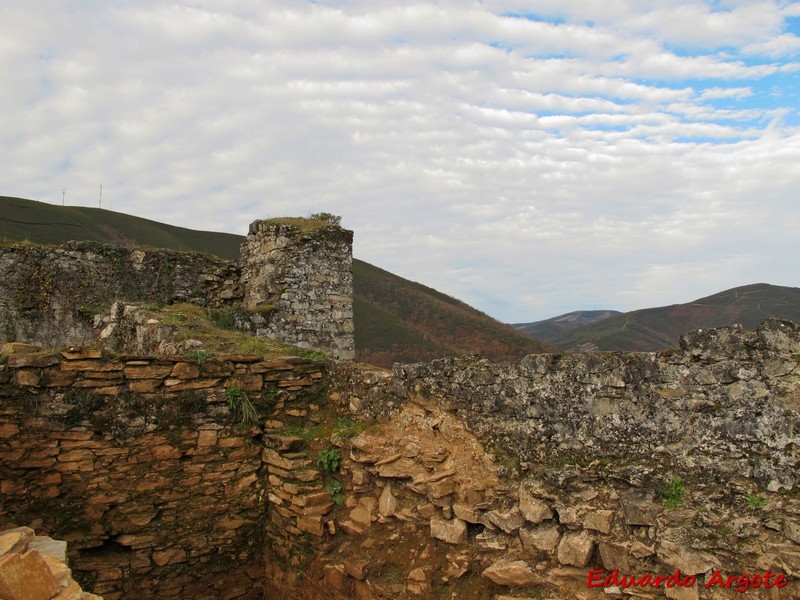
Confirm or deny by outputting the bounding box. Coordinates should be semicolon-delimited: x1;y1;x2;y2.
304;319;800;599
0;344;325;599
0;217;356;360
3;320;799;599
0;241;241;349
239;220;355;361
338;319;800;492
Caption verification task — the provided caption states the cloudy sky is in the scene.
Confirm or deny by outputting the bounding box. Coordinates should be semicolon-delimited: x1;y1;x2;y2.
3;1;799;323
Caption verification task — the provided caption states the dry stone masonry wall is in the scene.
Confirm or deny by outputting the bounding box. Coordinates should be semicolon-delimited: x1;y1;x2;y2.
0;241;240;349
0;217;355;360
0;344;325;599
309;319;800;599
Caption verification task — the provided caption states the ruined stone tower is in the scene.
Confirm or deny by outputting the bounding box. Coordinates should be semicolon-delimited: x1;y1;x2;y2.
239;218;355;361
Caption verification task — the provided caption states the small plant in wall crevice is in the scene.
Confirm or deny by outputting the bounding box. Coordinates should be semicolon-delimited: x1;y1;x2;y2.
225;386;258;426
317;448;341;473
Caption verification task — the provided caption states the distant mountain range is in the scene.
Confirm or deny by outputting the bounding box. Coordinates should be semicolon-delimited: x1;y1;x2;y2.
512;310;622;340
514;284;800;352
0;196;554;366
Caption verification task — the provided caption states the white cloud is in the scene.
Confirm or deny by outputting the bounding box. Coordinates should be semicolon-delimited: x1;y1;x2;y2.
0;1;798;323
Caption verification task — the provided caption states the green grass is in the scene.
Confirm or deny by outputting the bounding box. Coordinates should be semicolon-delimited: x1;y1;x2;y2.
662;476;686;510
225;387;258;426
156;304;323;359
262;214;342;235
746;494;768;509
0;196;242;259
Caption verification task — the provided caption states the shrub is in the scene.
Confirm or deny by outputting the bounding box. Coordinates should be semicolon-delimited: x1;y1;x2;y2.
309;212;342;226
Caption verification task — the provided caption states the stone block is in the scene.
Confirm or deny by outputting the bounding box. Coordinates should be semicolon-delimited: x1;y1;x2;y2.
379;484;398;517
519;489;553;524
482;559;542;586
520;524;561;554
557;530;594;567
584;509;614;534
297;515;325;536
7;353;59;368
170;362;200;379
14;370;40;387
430;517;467;544
0;528;33;558
0;550;61;600
487;506;525;534
151;547;187;567
0;423;19;438
619;489;659;526
123;364;173;379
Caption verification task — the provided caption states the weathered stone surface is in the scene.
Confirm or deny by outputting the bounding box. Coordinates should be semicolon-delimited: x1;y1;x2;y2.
426;476;455;499
519;489;552;524
557;531;594;567
377;458;418;479
152;547;187;567
379;484;398;517
487;506;525;534
452;503;481;523
14;370;40;387
0;528;33;558
323;564;349;592
6;353;59;368
785;519;800;545
344;558;370;580
598;541;634;572
1;343;42;356
482;559;541;586
619;489;659;526
406;568;431;596
0;550;61;600
123;365;173;379
665;585;700;600
430;517;467;544
0;423;20;438
297;515;325;536
584;509;614;534
349;497;378;528
519;524;561;554
657;539;721;574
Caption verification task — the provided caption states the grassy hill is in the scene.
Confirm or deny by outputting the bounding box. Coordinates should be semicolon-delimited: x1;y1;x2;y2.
353;260;555;365
0;196;553;366
0;196;242;259
546;283;800;352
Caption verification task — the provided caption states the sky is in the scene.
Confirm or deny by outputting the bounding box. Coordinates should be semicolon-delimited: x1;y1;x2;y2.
2;1;799;323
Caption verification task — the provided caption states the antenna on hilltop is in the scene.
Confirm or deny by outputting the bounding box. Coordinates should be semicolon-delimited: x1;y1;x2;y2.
99;184;103;208
62;188;65;206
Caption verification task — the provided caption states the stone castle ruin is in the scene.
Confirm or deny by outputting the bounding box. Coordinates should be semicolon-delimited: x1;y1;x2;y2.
0;217;355;360
0;217;799;599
